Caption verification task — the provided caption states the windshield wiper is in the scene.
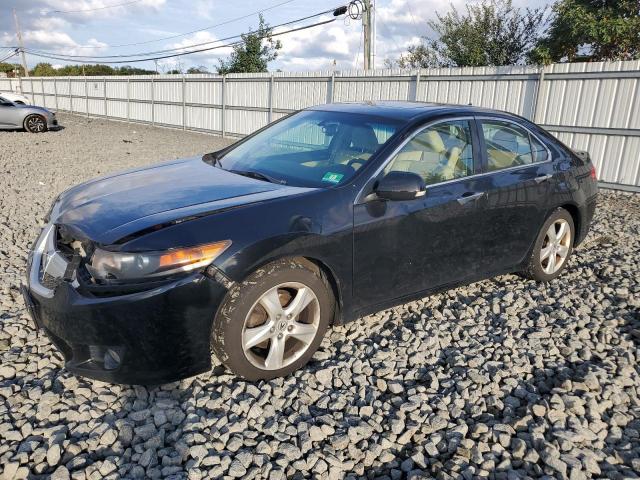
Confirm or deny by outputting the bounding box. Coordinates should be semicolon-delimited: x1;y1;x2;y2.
229;169;287;185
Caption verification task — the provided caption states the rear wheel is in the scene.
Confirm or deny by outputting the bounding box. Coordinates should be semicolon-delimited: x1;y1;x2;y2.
522;208;574;281
211;258;333;380
24;114;47;133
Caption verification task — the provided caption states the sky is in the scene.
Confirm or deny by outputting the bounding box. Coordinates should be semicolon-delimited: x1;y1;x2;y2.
1;0;548;73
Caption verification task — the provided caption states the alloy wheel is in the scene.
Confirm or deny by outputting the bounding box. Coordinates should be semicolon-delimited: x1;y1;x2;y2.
242;282;320;370
26;116;46;133
540;218;571;274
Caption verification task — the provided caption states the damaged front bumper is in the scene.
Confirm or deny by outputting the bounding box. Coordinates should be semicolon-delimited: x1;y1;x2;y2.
23;225;229;385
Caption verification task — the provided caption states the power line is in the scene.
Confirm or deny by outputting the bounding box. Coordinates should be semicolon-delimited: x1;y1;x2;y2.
25;6;343;59
0;50;18;64
24;18;337;64
50;0;301;49
47;0;148;15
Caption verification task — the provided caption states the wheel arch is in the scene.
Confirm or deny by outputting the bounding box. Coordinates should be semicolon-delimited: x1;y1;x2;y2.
296;256;343;326
233;254;344;326
558;203;581;246
23;113;47;132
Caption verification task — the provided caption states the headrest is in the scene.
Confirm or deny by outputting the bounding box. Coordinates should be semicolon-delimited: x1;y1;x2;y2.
350;126;379;153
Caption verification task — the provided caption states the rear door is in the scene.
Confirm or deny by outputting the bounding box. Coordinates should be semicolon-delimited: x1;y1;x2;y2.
474;117;554;273
352;117;488;310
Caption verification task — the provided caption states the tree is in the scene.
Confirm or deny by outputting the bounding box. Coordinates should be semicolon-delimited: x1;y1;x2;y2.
217;14;282;74
394;44;441;69
0;62;25;77
187;65;209;74
30;63;57;76
24;64;156;76
531;0;640;63
391;0;546;68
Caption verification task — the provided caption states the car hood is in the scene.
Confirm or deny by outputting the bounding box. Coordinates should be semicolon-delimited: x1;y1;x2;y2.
51;157;315;245
18;104;51;114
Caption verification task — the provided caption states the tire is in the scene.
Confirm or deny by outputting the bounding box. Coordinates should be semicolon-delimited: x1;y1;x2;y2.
24;114;47;133
211;258;334;381
522;207;575;281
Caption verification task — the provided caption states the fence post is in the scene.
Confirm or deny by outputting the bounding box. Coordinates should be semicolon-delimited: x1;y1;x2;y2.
329;73;335;103
151;77;155;126
182;76;186;130
30;78;35;105
127;78;130;122
69;78;73;114
221;75;226;138
40;78;45;106
103;78;107;118
413;69;421;101
268;73;274;123
53;77;58;111
85;77;89;117
532;65;547;123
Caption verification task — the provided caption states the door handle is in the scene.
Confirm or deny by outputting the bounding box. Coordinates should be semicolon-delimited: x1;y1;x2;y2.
457;192;484;205
535;174;553;184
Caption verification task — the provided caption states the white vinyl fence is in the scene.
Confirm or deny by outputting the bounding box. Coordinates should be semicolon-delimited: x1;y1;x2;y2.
2;60;639;190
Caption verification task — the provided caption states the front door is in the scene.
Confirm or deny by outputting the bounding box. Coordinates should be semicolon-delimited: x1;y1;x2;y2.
0;99;21;127
353;118;488;311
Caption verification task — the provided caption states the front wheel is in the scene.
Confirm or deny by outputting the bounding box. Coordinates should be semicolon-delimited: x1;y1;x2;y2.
522;207;575;281
24;114;47;133
211;258;334;380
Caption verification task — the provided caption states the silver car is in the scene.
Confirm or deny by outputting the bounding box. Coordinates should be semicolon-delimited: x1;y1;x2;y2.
0;95;58;133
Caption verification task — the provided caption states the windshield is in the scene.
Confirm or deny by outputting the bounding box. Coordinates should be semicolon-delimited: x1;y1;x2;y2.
218;110;401;188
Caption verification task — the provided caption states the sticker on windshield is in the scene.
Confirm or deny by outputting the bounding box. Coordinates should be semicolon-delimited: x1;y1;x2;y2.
321;172;344;184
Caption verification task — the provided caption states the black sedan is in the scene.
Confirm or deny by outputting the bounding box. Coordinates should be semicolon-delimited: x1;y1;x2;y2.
23;102;598;383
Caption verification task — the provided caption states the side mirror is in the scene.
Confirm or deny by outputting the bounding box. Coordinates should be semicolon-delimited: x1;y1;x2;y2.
374;171;426;201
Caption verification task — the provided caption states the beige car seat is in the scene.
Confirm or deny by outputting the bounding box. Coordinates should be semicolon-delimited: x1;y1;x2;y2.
393;130;466;181
487;129;519;170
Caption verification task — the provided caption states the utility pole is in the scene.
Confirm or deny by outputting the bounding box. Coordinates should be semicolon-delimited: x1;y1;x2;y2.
371;0;376;69
362;0;372;70
13;9;29;77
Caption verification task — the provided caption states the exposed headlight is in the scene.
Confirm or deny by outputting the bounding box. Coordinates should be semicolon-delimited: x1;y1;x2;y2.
86;240;231;281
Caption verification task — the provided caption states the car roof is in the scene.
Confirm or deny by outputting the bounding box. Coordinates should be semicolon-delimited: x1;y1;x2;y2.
307;101;518;122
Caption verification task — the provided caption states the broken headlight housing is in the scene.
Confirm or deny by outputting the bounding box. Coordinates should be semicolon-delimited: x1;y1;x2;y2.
86;240;231;281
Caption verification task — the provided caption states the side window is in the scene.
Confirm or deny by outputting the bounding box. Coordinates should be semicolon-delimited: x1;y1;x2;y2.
482;120;546;171
530;134;549;163
385;120;474;186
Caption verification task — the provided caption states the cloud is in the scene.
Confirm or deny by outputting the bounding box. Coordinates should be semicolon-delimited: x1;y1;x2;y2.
0;0;163;67
269;0;551;71
37;0;166;19
153;31;236;71
1;0;552;72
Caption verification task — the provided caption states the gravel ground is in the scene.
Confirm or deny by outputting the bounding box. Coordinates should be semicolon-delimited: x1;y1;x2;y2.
1;113;639;480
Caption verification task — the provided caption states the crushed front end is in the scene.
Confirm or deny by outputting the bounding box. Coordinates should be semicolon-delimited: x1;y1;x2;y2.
22;223;230;384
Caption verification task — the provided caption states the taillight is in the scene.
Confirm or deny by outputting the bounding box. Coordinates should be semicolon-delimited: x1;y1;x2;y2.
590;165;597;180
